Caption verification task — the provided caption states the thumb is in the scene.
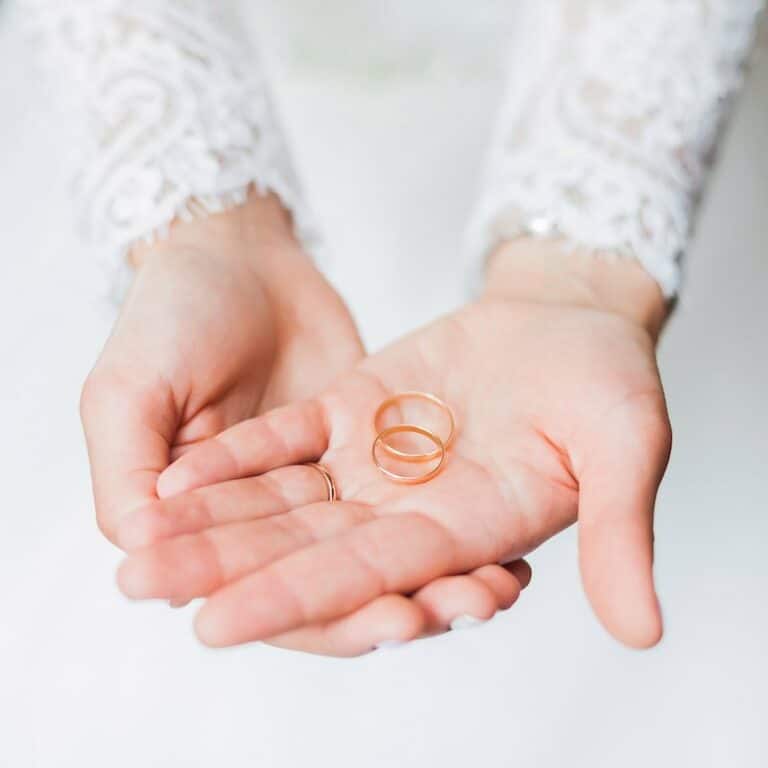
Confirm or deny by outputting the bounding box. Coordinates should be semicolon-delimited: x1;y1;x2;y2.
80;370;177;547
575;394;672;648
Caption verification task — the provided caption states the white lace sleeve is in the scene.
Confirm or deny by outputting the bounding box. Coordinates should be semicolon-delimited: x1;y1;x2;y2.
468;0;765;297
29;0;314;282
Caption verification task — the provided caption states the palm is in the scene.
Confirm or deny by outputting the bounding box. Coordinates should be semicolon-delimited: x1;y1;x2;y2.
119;298;671;650
302;297;663;560
149;248;363;453
300;373;572;568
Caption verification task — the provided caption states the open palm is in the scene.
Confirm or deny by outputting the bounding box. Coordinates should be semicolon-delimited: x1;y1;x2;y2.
118;296;671;651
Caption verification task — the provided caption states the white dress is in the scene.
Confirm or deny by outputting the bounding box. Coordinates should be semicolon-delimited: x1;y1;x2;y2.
26;0;765;298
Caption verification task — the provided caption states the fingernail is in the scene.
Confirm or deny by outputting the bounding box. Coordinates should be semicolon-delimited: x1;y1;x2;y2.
374;640;407;652
156;468;189;499
169;598;190;609
450;614;488;631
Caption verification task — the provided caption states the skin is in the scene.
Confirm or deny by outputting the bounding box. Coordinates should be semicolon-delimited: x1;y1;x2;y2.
80;192;363;546
112;237;672;655
80;192;533;654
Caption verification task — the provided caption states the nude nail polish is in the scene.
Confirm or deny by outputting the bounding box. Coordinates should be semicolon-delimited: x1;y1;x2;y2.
450;614;487;631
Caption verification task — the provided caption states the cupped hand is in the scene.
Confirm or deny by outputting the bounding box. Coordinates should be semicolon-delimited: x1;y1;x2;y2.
80;192;363;546
117;242;673;651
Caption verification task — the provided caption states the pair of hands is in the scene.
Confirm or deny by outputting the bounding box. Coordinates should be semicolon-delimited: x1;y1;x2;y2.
81;192;672;656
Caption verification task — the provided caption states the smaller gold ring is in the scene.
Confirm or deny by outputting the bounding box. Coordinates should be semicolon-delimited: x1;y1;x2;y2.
305;462;337;502
372;425;446;485
374;391;456;463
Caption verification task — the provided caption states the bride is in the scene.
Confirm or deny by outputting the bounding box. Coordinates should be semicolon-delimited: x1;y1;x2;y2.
38;0;764;655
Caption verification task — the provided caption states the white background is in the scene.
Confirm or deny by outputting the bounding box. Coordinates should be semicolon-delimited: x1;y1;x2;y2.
0;4;766;767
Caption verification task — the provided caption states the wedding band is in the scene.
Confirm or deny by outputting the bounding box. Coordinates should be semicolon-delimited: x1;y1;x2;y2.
373;391;455;462
305;462;338;502
372;425;446;484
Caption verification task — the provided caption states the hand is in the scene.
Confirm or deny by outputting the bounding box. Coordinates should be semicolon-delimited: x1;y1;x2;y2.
80;191;363;546
117;240;672;651
82;191;528;654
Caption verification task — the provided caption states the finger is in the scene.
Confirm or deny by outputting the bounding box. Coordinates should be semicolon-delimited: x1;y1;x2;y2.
80;372;175;545
411;563;529;633
172;403;232;451
411;574;500;633
575;397;672;649
169;444;197;463
170;394;265;461
471;562;529;608
265;595;427;657
500;559;533;591
266;561;532;656
156;400;328;498
116;464;334;550
117;502;372;602
194;511;486;647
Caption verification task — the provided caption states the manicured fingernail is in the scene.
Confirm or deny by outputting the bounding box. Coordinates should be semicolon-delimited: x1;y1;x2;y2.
374;640;407;652
450;614;487;631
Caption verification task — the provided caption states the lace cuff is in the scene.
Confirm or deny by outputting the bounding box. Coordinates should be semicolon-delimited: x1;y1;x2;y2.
31;0;315;284
468;0;764;298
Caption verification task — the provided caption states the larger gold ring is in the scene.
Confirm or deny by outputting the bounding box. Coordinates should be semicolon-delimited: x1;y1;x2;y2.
305;462;338;502
373;391;455;463
372;425;446;484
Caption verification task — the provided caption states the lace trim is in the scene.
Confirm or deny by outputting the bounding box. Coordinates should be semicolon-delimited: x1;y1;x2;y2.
468;0;764;297
29;0;316;289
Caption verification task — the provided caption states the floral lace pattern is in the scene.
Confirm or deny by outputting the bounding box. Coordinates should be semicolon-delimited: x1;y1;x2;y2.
26;0;764;298
28;0;314;280
468;0;764;296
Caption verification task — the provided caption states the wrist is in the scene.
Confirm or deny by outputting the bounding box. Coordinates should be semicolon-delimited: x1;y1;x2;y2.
482;239;669;341
129;188;308;278
127;189;338;333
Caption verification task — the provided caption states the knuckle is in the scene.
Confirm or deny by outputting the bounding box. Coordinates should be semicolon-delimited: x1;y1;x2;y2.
655;414;673;456
454;575;498;618
642;403;673;458
622;393;673;455
396;602;426;641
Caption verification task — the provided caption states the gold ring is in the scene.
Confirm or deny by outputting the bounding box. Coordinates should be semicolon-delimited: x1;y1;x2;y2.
372;425;446;484
305;462;337;502
373;391;455;462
